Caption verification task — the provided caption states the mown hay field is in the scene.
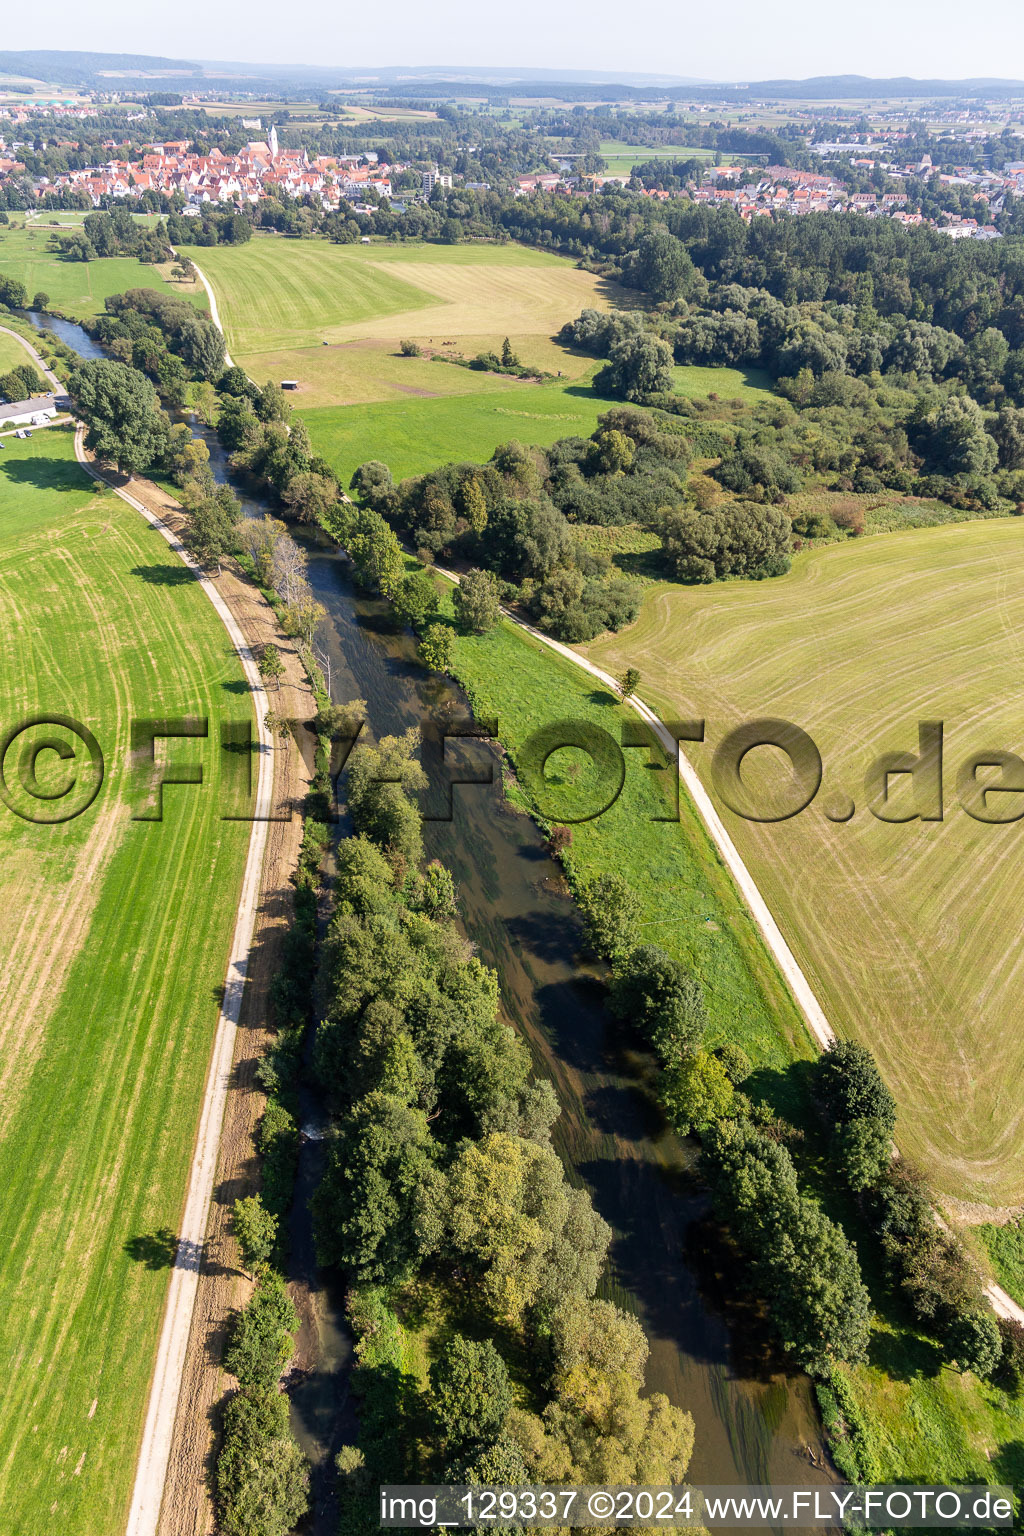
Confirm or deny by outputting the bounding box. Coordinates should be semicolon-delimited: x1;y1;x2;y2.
182;236;620;384
189;236;763;483
0;429;253;1532
585;520;1024;1205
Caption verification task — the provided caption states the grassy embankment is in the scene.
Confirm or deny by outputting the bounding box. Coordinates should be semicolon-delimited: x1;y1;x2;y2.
0;429;254;1533
0;327;41;377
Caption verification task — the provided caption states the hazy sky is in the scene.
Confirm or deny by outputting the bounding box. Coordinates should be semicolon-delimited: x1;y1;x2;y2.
5;0;1024;83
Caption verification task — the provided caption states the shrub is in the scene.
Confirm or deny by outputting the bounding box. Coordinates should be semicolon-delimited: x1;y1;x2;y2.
217;1387;309;1536
223;1272;298;1390
943;1308;1002;1379
831;497;866;536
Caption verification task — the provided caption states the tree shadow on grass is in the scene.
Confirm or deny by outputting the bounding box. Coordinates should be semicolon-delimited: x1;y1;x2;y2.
867;1323;945;1382
129;563;197;586
0;456;85;494
993;1439;1024;1489
745;1057;818;1126
124;1227;178;1270
611;548;665;579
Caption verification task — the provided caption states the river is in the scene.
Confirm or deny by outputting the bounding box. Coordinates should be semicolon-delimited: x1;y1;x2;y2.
48;313;833;1532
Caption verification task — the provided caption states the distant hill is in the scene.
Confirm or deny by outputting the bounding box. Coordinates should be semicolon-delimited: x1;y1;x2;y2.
1;52;1021;101
0;49;197;85
717;74;1024;99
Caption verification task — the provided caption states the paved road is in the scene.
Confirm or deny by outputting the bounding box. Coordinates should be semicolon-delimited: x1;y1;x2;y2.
71;429;278;1535
435;567;1024;1329
0;322;62;391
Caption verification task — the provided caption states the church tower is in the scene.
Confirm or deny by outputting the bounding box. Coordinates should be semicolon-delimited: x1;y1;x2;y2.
268;124;279;159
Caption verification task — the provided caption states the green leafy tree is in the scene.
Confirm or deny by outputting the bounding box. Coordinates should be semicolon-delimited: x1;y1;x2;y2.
312;1091;441;1282
920;395;998;477
661;1050;735;1135
445;1132;610;1325
596;332;675;403
430;1335;513;1453
619;667;641;697
282;469;339;525
224;1273;298;1389
258;644;285;691
231;1194;277;1277
280;595;326;649
394;569;440;633
704;1120;871;1375
0;274;28;307
68;359;170;476
188;491;238;576
315;698;367;740
836;1115;892;1192
578;873;642;962
216;1387;309;1536
815;1040;896;1131
590;429;635;474
349;460;394;508
348;507;405;598
453;568;502;634
610;944;706;1057
512;1296;695;1484
944;1308;1002;1378
418;622;455;674
626;227;696;303
346;727;426;866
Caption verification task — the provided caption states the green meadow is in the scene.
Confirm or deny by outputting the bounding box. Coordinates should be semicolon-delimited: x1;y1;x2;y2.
0;222;206;319
303;376;618;486
0;327;37;378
